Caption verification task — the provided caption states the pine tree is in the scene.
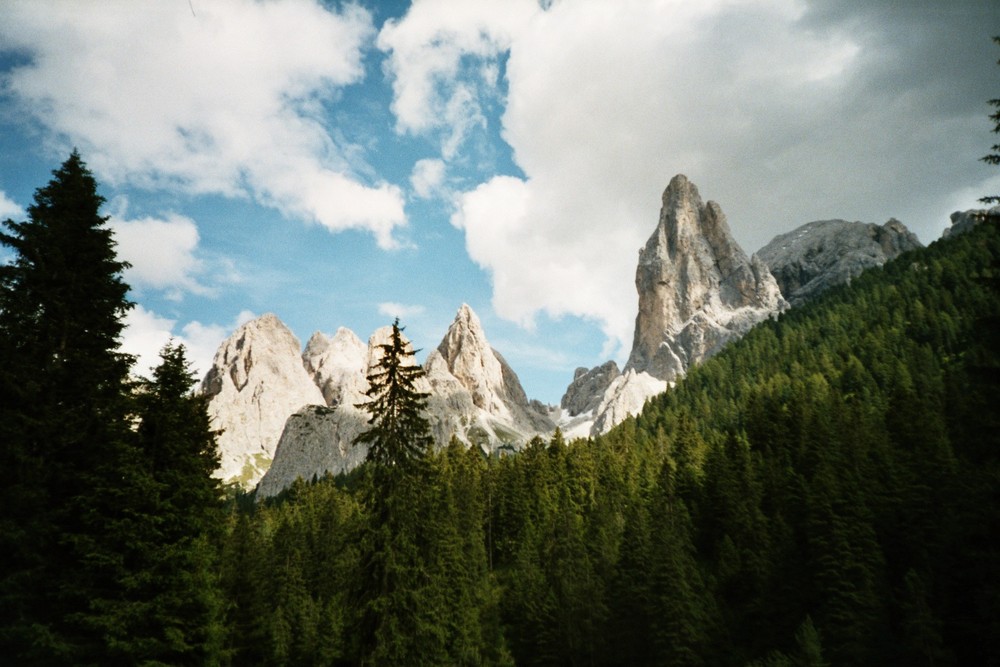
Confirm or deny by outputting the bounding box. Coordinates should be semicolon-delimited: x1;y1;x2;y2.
125;342;225;663
0;151;136;663
354;318;433;475
352;318;437;665
981;36;1000;205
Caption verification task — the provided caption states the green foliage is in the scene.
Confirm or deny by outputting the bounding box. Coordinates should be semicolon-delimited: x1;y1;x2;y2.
214;221;1000;664
0;152;137;663
0;155;227;665
354;318;433;475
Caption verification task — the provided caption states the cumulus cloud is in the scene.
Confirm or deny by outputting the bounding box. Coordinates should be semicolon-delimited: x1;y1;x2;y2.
377;0;538;158
0;190;23;220
399;0;998;356
0;0;406;247
121;305;255;381
378;301;426;320
110;213;208;298
410;158;447;199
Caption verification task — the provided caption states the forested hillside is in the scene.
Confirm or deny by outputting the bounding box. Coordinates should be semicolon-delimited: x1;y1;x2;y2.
223;219;1000;666
3;153;997;665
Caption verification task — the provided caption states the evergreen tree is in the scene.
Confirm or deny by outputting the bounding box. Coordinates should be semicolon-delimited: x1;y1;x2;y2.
0;152;137;663
352;318;438;665
126;342;225;663
354;318;433;475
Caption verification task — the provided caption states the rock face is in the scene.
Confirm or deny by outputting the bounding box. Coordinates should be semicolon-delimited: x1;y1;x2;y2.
432;304;553;435
303;327;367;407
562;175;787;437
201;314;326;487
254;305;555;497
626;174;787;379
943;208;998;239
758;218;922;305
561;361;621;417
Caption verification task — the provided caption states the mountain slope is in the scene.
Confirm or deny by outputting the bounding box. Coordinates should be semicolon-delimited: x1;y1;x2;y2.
757;218;922;305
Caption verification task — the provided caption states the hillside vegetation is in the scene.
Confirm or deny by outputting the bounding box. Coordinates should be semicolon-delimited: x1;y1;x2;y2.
222;220;1000;666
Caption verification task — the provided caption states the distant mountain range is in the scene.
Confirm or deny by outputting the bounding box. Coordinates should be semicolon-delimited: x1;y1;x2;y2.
202;174;989;495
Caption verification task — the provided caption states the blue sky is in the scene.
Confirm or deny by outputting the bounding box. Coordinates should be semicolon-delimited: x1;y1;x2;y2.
1;0;998;404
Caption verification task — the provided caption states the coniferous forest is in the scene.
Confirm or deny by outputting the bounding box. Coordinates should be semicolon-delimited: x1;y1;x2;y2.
2;152;999;666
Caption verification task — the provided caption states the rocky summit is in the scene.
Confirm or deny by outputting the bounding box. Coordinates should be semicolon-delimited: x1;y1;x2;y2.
242;305;555;497
201;314;325;487
626;174;787;380
565;175;787;436
758;218;922;306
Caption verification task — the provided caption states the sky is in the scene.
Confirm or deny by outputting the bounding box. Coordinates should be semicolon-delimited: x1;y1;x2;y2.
1;0;998;405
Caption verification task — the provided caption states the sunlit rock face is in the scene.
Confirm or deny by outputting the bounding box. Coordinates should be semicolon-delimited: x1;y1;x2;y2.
579;175;786;436
254;305;556;497
758;218;923;306
626;174;787;381
201;313;325;487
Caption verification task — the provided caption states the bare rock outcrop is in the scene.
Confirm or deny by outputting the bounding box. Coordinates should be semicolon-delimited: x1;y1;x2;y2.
576;175;786;436
255;305;554;497
942;208;998;239
560;361;621;417
201;313;325;487
758;218;922;306
303;327;368;407
626;174;786;379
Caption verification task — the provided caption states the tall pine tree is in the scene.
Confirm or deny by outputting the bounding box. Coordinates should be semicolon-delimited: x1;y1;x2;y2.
0;151;136;663
353;319;437;665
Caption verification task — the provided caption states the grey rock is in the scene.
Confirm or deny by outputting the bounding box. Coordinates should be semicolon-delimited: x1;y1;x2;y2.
560;361;621;417
626;174;786;379
568;175;786;438
758;218;922;306
255;405;369;498
943;208;998;239
255;304;555;497
200;314;326;488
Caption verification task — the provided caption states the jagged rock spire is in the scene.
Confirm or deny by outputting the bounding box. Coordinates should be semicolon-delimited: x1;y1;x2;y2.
626;174;786;380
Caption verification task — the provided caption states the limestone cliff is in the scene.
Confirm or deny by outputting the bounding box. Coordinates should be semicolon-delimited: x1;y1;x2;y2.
201;314;325;487
255;305;554;497
574;175;786;436
626;174;786;379
758;218;922;306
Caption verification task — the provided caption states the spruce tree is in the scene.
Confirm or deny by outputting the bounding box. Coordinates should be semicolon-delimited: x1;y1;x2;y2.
981;36;1000;205
354;318;433;475
0;151;136;663
352;318;436;665
127;342;224;663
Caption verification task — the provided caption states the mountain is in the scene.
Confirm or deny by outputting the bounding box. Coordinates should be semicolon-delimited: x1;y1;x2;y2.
757;218;922;305
943;207;998;239
252;304;555;496
201;314;325;486
563;174;787;436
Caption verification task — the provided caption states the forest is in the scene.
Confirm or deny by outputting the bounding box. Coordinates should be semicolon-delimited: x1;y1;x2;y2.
1;152;998;666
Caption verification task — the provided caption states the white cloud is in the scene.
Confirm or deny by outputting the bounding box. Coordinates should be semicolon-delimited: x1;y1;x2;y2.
121;305;255;382
410;158;447;199
0;0;406;247
0;190;23;220
397;0;991;357
110;213;207;298
378;301;426;320
377;0;538;158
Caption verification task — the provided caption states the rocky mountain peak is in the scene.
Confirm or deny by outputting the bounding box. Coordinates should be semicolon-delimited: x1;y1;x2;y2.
302;327;367;408
436;303;528;418
758;218;923;306
200;313;325;486
626;174;786;380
